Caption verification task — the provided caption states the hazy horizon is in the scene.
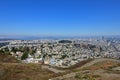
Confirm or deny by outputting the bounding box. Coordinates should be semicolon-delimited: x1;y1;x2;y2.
1;34;120;40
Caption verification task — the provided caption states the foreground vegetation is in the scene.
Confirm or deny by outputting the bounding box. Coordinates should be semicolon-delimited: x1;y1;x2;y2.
51;59;120;80
0;52;120;80
0;53;62;80
0;63;62;80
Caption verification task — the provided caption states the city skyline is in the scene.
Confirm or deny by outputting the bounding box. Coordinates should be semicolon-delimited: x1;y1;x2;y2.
0;0;120;36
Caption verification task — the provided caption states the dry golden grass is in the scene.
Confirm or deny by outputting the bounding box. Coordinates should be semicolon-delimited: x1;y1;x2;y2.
54;60;120;80
0;63;61;80
84;60;119;70
0;53;62;80
0;54;19;63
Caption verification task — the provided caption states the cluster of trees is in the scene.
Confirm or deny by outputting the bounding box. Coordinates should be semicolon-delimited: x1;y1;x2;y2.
11;47;36;54
11;47;37;60
0;47;10;54
59;40;72;43
21;52;28;60
0;46;37;60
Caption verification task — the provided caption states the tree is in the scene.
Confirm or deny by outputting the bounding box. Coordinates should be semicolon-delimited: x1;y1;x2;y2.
61;54;67;59
11;47;18;53
21;52;28;60
19;46;24;52
0;49;4;54
4;47;10;54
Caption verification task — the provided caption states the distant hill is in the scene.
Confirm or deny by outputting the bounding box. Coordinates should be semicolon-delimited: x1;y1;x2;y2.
59;40;72;43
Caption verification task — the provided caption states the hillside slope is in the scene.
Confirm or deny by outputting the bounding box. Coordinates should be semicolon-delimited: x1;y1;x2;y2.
0;54;19;63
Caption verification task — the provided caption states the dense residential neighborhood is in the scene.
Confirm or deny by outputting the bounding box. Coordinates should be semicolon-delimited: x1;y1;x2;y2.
0;38;120;68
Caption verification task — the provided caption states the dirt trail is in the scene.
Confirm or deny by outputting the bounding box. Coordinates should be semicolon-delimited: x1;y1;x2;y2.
49;58;120;80
79;58;120;69
42;65;65;73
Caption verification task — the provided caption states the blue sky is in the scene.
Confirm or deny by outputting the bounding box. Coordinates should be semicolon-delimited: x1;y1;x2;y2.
0;0;120;37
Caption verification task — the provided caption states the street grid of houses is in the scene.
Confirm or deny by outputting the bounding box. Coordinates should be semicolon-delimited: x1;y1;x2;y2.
0;38;120;67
